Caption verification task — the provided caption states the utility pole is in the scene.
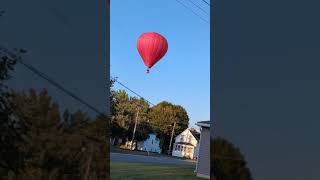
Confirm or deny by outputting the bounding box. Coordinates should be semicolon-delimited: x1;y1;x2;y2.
131;105;141;150
84;143;93;180
168;109;177;155
168;121;176;155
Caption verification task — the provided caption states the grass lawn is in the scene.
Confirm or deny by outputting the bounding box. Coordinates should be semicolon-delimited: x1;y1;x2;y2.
111;162;203;180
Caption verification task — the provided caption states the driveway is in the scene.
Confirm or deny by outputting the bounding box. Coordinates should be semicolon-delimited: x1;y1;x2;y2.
110;152;196;167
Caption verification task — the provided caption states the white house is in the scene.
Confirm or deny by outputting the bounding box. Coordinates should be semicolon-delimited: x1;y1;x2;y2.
136;134;161;153
124;133;161;154
172;128;200;160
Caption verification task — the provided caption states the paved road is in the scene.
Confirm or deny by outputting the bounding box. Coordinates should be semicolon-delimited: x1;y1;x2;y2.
110;153;196;167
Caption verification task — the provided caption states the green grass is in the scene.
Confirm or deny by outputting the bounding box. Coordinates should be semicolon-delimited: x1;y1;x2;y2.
110;162;203;180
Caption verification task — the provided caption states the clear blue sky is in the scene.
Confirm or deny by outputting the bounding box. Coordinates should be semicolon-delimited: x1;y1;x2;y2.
111;0;210;129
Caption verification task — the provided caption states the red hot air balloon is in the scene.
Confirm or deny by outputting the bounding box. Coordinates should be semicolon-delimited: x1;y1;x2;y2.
137;32;168;73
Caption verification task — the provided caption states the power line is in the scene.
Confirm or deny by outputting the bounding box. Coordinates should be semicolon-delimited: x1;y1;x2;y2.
0;45;105;116
186;0;209;15
19;60;105;116
175;0;209;24
199;0;211;6
111;77;155;106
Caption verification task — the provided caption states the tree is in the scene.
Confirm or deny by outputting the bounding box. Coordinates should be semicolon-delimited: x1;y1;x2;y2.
110;89;153;146
9;89;75;179
130;121;153;141
8;89;109;180
149;101;189;154
211;137;253;180
110;78;116;118
110;81;190;152
80;114;109;180
0;47;27;176
125;96;150;143
110;90;130;143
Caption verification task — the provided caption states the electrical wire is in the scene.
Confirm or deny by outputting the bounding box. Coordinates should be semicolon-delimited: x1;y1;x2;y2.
186;0;209;15
111;77;155;106
200;0;211;6
175;0;209;24
18;59;105;116
0;45;105;116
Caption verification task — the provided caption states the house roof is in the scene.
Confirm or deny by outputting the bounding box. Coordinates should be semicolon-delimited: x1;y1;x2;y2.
175;142;195;146
196;121;210;128
189;128;200;140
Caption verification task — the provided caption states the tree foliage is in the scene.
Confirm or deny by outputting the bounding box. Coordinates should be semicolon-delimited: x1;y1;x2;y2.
0;47;26;175
211;137;253;180
0;46;109;179
110;89;153;144
148;101;189;153
110;90;130;141
5;89;109;180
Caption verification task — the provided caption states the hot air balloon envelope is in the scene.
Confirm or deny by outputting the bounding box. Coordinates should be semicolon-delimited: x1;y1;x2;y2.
137;32;168;73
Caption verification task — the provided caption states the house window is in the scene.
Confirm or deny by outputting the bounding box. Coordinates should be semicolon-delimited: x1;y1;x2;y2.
180;135;185;141
151;140;153;144
178;145;181;151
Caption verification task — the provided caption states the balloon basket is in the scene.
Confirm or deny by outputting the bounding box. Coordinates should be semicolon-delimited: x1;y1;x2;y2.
146;69;150;74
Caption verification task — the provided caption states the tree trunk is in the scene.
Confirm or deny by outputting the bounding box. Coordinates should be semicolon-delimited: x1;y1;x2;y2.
84;143;93;180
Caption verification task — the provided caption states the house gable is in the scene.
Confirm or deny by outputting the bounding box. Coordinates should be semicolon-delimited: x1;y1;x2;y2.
172;128;201;160
174;128;199;147
136;133;161;153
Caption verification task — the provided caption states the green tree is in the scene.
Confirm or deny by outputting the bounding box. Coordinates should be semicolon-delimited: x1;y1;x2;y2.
79;114;109;180
110;88;154;146
7;89;109;180
211;137;253;180
149;101;189;154
9;89;76;179
0;47;27;176
110;90;130;144
125;96;151;142
110;78;116;118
